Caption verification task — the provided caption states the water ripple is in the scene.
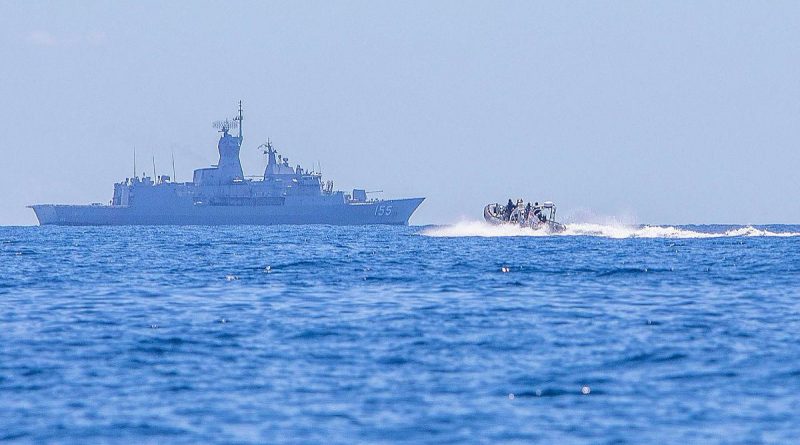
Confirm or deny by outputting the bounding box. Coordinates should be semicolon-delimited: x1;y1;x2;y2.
1;225;800;443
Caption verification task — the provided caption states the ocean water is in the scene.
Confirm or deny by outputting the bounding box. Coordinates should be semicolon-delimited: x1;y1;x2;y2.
2;223;800;444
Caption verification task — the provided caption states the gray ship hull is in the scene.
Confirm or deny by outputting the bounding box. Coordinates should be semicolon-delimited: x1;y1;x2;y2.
30;198;424;226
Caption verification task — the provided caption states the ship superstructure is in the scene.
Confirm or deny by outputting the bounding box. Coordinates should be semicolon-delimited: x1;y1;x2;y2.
30;102;424;226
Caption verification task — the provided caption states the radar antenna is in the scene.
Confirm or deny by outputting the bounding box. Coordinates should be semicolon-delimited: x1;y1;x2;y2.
258;138;275;155
212;118;239;133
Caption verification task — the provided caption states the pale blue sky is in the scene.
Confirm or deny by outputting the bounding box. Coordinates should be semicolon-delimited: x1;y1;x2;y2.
1;1;798;225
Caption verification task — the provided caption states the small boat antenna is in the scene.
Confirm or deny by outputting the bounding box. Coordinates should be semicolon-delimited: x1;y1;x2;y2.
152;155;157;181
171;149;177;183
133;146;137;179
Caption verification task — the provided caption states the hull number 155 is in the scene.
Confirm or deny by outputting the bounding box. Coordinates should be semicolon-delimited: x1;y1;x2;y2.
375;205;393;216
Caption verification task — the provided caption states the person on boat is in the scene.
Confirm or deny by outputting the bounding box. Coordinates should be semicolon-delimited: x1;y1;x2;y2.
524;202;532;221
504;199;515;220
533;202;544;222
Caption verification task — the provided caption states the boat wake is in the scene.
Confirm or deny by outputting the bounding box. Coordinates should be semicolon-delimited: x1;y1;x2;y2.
420;221;800;239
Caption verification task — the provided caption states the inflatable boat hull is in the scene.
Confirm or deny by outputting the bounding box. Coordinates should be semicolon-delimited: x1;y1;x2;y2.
483;203;566;233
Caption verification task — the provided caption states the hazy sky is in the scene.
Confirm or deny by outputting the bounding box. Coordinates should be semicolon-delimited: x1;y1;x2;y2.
1;1;798;225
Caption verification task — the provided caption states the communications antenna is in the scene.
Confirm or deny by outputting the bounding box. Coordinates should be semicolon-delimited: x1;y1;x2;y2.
234;100;243;139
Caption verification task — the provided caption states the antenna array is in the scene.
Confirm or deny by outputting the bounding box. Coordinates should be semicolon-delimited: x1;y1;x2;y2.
212;118;239;132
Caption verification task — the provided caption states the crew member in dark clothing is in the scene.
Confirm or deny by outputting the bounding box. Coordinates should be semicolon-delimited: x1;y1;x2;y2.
504;199;515;220
524;202;532;221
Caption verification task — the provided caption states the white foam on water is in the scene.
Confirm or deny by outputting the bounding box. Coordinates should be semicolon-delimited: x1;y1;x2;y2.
420;221;800;239
421;220;552;238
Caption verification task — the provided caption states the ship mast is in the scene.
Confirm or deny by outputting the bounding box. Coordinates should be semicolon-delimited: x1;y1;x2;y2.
235;100;243;140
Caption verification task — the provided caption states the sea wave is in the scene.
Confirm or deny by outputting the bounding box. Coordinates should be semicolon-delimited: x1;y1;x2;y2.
420;221;800;239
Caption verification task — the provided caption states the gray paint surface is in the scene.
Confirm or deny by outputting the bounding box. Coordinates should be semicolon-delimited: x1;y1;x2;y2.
30;105;424;226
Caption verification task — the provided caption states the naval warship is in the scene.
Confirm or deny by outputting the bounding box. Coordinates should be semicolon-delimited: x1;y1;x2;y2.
30;103;424;226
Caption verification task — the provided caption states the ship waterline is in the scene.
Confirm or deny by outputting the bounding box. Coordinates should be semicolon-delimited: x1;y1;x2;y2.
29;102;424;226
30;198;423;226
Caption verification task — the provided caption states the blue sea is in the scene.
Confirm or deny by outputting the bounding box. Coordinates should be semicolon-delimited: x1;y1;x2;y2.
2;223;800;444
